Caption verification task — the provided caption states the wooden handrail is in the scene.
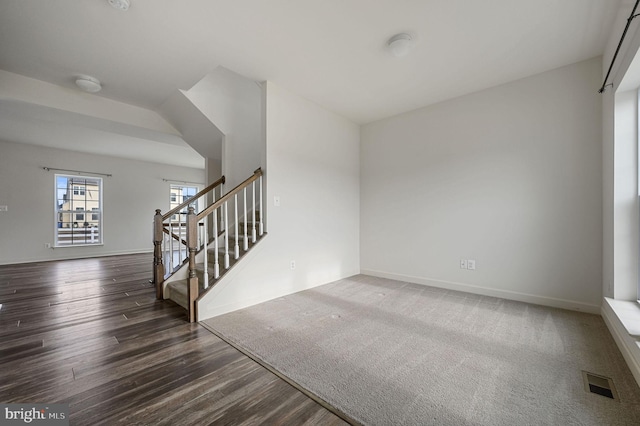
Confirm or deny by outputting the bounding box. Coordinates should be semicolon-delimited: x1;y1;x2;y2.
162;228;188;246
162;175;225;221
197;169;262;221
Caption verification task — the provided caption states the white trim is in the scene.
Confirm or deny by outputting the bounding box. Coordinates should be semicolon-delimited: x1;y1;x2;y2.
601;298;640;387
361;269;601;314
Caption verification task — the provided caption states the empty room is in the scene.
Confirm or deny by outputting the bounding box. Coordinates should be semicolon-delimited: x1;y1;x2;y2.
1;1;640;425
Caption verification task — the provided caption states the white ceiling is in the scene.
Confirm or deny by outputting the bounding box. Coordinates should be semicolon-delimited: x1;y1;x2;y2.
0;0;626;165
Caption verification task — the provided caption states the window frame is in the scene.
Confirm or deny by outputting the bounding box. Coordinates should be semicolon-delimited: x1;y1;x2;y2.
54;174;104;247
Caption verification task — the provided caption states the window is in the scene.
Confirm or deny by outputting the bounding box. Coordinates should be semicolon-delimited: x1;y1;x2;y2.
169;185;199;220
55;175;103;246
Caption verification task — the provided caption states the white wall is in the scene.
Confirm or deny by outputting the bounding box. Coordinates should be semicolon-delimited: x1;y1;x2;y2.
0;140;204;264
184;67;263;190
197;82;360;319
360;57;603;313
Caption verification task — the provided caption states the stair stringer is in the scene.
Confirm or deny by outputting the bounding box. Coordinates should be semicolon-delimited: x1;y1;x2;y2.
196;234;277;321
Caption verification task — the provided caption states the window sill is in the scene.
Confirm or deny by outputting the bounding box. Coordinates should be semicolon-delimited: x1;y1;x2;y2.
604;297;640;337
53;244;104;249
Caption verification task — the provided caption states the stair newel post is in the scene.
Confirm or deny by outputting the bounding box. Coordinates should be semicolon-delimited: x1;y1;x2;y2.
186;206;198;323
153;209;165;299
258;173;264;236
234;194;240;259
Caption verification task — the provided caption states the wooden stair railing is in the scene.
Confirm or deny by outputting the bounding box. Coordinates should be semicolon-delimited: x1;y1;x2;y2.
153;175;225;298
183;168;264;322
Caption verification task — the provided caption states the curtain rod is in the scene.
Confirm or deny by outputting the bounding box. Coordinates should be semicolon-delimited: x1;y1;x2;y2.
599;0;640;94
162;179;204;185
42;167;112;177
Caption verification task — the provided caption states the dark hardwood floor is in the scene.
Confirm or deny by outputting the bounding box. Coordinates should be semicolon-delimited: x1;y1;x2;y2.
0;253;347;425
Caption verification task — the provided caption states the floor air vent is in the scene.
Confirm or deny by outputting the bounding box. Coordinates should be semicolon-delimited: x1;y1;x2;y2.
582;371;618;401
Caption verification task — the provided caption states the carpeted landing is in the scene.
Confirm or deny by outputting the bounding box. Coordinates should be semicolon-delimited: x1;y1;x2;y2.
202;275;640;425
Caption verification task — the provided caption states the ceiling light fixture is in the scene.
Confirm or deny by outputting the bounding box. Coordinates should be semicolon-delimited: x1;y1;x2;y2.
108;0;130;11
75;75;102;93
387;33;413;57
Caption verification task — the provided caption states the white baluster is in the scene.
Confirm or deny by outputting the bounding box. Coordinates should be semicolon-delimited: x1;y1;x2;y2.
258;175;264;236
219;184;225;231
224;201;229;269
213;208;220;279
234;194;239;259
169;221;174;271
203;219;209;289
251;181;256;243
243;187;248;251
178;214;183;265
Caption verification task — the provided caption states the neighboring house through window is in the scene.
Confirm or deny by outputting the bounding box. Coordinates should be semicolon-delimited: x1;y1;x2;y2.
169;185;199;221
55;175;103;246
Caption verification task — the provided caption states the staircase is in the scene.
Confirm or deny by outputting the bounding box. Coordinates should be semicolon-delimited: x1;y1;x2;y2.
153;168;265;322
165;218;263;312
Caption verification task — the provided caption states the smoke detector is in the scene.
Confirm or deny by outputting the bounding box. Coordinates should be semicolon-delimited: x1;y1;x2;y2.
75;75;102;93
108;0;130;11
387;33;414;57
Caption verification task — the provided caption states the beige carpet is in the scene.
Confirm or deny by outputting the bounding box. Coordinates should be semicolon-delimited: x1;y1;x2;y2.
202;275;640;425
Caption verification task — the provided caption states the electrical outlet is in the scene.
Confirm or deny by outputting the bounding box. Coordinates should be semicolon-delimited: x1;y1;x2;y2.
0;205;7;212
44;243;51;249
460;259;467;269
274;196;281;207
467;259;476;270
290;260;296;270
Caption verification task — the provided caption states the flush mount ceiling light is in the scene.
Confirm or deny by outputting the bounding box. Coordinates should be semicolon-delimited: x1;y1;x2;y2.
108;0;130;11
75;75;102;93
387;33;413;57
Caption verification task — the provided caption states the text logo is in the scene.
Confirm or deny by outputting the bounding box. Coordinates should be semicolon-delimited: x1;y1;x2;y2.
1;404;68;425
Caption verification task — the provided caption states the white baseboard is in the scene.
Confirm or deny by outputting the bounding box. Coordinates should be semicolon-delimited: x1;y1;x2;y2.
361;269;601;315
601;299;640;387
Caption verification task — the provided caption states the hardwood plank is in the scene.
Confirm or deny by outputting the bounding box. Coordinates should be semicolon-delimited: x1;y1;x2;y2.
0;254;348;425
